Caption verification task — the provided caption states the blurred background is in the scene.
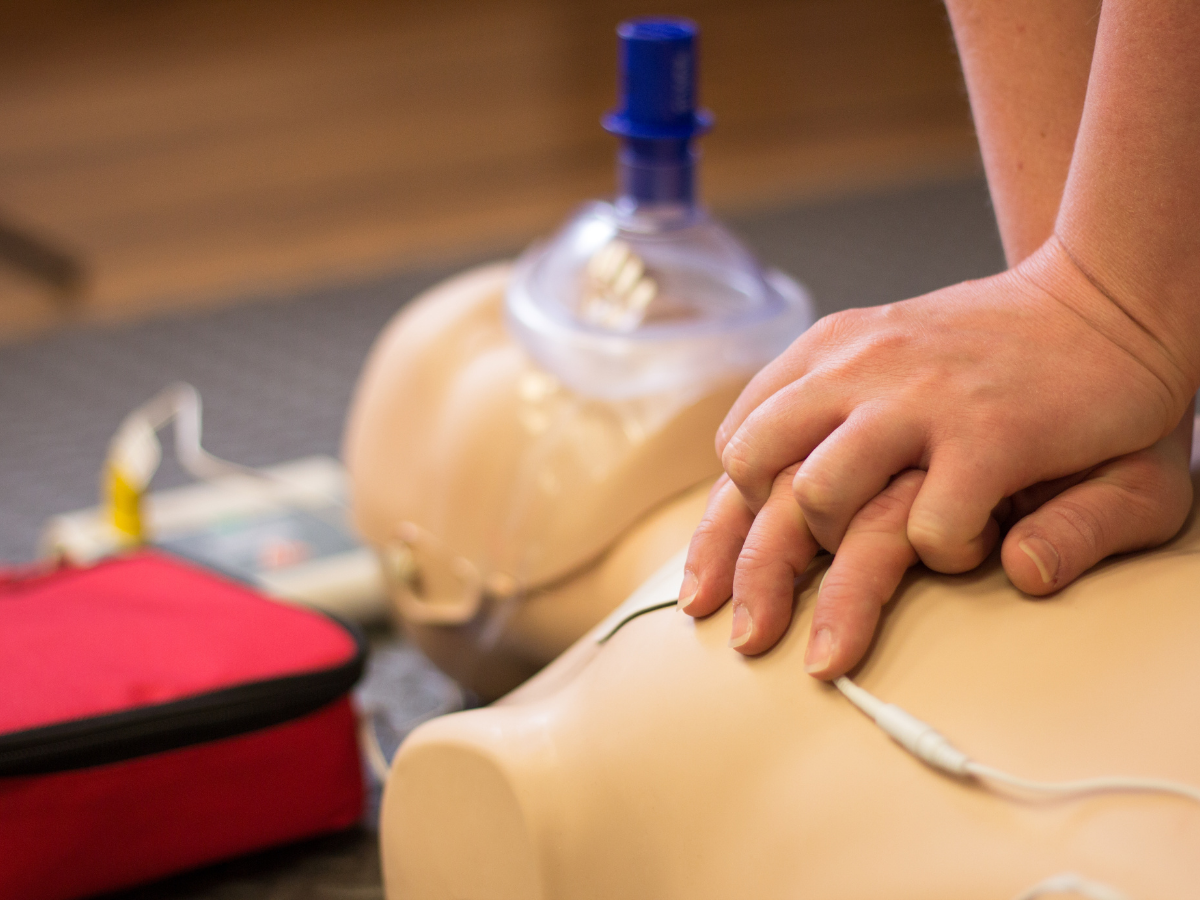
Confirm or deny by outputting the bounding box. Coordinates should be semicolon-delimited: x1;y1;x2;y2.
0;0;982;337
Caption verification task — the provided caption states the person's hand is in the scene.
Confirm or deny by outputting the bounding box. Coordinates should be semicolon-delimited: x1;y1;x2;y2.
717;237;1193;574
679;233;1198;677
679;467;927;669
679;407;1194;679
1000;401;1194;595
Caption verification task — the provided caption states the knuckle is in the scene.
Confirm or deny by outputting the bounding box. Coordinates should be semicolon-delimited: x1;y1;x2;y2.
1109;453;1185;505
814;566;855;611
1125;460;1172;498
850;487;911;533
808;313;838;341
721;433;758;489
907;516;989;573
689;514;725;546
905;512;951;556
1094;465;1190;548
714;420;736;457
690;505;749;549
792;467;841;520
774;461;803;488
1044;497;1108;559
736;538;777;575
805;310;861;354
1131;482;1192;542
859;325;910;360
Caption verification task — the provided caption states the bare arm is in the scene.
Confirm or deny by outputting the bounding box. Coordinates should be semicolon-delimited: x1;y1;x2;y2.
946;0;1099;265
1057;0;1200;399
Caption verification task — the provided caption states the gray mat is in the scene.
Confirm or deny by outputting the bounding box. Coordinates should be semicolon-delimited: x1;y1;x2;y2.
2;177;1004;899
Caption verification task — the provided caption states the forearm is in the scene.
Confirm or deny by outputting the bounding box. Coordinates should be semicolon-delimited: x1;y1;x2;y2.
944;0;1099;266
1056;0;1200;402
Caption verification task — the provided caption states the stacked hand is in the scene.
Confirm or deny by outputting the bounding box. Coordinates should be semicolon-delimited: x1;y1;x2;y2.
679;238;1194;678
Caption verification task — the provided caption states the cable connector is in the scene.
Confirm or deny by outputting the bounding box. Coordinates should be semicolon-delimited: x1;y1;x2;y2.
872;703;971;776
834;677;970;776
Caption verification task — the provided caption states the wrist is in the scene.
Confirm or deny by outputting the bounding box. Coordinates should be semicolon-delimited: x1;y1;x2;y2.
1014;237;1198;428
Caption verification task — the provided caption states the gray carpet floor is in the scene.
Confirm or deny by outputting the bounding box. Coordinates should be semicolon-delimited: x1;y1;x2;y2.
1;177;1005;899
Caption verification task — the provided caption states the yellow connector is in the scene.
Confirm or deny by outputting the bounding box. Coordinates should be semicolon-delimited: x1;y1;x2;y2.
104;461;145;545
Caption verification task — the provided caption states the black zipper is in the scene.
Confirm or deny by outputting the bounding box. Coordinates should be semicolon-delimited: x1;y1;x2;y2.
0;614;367;778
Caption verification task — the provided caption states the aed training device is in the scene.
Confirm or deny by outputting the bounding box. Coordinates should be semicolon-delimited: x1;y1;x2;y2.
43;383;388;622
344;17;814;699
379;476;1200;900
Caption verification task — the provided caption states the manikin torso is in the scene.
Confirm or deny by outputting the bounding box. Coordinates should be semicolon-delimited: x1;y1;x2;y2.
381;475;1200;899
345;264;751;698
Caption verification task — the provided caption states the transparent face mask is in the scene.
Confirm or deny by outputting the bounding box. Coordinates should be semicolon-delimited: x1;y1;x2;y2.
506;198;813;400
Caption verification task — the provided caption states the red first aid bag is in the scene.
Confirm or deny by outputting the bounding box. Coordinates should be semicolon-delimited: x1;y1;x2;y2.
0;550;366;900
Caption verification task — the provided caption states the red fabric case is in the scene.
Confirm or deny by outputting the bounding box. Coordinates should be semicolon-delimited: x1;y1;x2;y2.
0;550;366;900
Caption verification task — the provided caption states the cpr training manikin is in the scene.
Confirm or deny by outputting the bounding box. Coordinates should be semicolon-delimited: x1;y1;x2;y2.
345;18;1200;900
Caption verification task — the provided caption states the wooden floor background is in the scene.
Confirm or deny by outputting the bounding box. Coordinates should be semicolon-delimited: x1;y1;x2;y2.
0;0;978;339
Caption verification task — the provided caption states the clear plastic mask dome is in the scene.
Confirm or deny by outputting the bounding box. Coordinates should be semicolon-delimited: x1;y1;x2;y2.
507;200;812;399
505;18;813;400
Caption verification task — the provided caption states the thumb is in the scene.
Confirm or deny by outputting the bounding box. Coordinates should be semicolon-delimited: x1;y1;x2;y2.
1001;455;1192;596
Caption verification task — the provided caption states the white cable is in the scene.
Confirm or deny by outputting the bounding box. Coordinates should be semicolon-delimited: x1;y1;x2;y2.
833;676;1200;805
966;762;1200;805
158;383;250;481
111;382;255;483
1011;872;1131;900
115;382;347;508
356;705;392;783
834;677;1196;897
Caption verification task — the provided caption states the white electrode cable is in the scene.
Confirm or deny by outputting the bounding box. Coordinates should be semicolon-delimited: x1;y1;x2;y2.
1012;872;1132;900
833;676;1197;898
834;676;1200;805
116;382;250;482
965;762;1200;804
110;382;349;508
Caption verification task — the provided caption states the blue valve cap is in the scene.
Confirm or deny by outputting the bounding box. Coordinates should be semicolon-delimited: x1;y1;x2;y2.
602;17;713;141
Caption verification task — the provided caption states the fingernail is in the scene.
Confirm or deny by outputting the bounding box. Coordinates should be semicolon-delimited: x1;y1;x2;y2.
1018;537;1059;585
729;603;753;649
804;627;833;675
678;569;699;613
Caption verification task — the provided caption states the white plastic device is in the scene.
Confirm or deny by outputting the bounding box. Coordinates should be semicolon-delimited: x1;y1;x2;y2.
41;383;388;622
